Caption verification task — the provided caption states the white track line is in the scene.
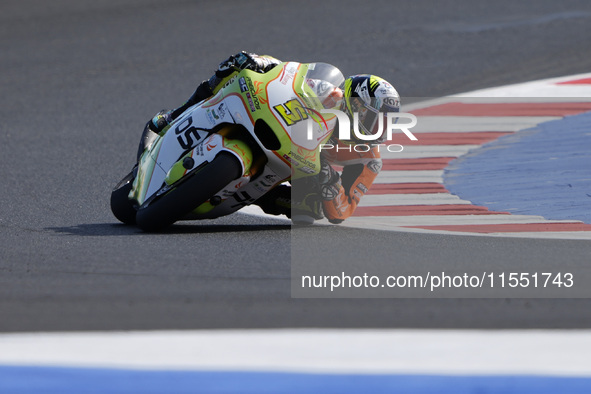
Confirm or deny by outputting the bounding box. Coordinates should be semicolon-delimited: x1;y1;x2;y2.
374;170;444;184
457;72;591;98
411;116;559;133
359;193;472;206
379;145;480;159
344;214;577;226
340;222;591;240
1;329;591;376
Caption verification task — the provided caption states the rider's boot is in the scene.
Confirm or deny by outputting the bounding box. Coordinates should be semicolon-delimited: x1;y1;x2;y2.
254;185;292;218
291;192;324;225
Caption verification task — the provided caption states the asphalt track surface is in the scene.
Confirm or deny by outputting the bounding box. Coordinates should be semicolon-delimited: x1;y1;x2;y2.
1;0;591;332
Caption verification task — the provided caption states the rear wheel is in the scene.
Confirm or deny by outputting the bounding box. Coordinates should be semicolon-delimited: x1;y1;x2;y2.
136;152;242;232
110;170;137;225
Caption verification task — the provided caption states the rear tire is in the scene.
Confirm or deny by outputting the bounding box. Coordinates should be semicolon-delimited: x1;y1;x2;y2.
136;152;242;232
110;170;137;225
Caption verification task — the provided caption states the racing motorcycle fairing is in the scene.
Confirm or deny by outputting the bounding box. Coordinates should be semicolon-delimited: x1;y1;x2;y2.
128;61;345;221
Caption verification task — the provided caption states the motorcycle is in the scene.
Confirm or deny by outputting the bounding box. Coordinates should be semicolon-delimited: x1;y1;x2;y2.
110;61;345;231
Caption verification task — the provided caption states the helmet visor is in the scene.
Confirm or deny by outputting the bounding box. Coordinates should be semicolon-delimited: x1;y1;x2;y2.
350;97;399;140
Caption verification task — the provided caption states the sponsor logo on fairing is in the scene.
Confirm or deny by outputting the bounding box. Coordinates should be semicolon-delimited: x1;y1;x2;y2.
245;77;262;110
239;77;248;92
280;66;297;85
246;92;256;112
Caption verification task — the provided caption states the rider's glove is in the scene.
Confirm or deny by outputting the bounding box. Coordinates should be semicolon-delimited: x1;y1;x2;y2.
208;52;280;94
318;161;341;201
215;51;269;79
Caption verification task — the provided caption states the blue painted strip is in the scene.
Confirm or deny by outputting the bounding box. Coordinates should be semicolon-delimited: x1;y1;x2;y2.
2;366;591;394
445;111;591;223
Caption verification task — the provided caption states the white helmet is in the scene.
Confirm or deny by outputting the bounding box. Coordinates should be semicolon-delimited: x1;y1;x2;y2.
341;74;400;143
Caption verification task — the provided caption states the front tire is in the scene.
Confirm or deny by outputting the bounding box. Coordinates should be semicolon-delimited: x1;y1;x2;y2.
136;152;242;232
110;170;137;225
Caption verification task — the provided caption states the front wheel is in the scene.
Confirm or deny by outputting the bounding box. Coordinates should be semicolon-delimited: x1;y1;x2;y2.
136;152;242;232
110;170;137;225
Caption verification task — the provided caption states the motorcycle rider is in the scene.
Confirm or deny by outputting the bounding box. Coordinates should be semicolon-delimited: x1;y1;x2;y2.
138;52;400;224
